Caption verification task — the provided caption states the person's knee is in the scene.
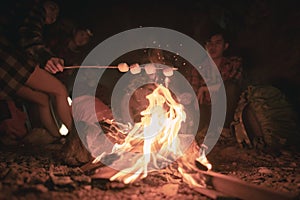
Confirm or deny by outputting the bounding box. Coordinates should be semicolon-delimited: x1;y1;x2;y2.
223;81;242;128
37;92;50;107
53;82;69;98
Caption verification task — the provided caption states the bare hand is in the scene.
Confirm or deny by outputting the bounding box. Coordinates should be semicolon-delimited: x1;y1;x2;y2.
45;57;64;74
197;86;210;104
197;84;221;104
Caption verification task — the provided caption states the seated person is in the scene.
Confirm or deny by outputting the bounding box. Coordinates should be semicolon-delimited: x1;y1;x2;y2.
0;0;72;144
192;26;243;137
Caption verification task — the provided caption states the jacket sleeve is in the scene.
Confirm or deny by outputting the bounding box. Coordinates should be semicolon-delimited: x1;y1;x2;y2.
220;56;243;83
18;3;55;67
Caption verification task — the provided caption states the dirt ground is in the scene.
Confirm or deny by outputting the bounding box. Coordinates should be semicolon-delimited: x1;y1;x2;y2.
0;135;299;200
1;1;299;199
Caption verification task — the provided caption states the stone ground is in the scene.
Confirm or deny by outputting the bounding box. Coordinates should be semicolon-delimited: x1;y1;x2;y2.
0;136;299;200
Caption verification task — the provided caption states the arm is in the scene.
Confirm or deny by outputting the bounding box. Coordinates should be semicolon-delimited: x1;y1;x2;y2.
18;3;63;74
197;84;220;104
196;57;223;104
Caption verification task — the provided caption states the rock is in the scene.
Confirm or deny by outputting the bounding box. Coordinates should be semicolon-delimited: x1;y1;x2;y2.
161;183;179;196
50;174;74;186
252;178;265;184
50;175;75;190
0;168;10;179
83;185;91;190
108;181;127;189
50;164;69;176
71;175;91;184
35;184;49;193
290;162;297;168
130;194;139;199
258;167;273;175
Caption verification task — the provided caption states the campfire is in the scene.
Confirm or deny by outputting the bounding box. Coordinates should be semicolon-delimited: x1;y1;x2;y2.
75;71;294;199
91;83;211;187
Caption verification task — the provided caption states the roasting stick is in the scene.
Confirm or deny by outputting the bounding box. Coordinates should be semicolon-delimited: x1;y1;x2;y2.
63;65;178;70
64;63;178;76
64;65;119;69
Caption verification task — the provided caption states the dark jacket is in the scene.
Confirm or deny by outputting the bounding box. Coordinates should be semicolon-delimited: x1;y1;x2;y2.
18;1;55;67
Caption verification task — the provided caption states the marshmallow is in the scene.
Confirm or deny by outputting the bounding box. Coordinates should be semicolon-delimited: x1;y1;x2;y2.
130;63;141;74
144;63;156;75
162;67;174;77
117;63;129;72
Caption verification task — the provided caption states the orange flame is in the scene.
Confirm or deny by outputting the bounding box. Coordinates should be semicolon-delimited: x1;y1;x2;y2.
93;84;211;187
109;84;185;183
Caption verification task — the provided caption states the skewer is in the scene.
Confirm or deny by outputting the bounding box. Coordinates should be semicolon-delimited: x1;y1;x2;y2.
64;63;177;76
63;65;178;70
64;66;118;69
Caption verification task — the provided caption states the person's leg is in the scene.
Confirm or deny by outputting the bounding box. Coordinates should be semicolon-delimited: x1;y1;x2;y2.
25;66;72;131
198;103;211;131
224;81;241;129
16;86;60;137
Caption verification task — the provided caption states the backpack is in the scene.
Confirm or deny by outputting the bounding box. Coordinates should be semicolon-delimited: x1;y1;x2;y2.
231;85;300;151
0;100;28;140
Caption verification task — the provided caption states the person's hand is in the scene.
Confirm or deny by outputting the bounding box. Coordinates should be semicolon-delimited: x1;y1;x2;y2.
197;84;220;104
197;86;210;104
45;57;64;74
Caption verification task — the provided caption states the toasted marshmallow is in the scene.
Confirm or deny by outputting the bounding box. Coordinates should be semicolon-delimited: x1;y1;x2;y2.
117;63;129;72
130;63;141;74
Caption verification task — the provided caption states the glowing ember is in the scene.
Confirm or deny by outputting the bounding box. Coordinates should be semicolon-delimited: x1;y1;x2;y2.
93;84;211;187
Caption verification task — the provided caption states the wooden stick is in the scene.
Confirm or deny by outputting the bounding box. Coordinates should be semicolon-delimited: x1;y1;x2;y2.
199;170;296;200
80;161;105;173
85;163;296;200
64;66;118;69
192;187;233;199
64;65;178;70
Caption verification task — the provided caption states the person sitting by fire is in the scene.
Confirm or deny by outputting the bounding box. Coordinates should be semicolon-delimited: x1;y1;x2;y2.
0;0;73;144
192;25;243;138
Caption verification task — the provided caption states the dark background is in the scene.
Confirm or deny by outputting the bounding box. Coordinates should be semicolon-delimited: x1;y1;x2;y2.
2;0;300;113
56;0;300;113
